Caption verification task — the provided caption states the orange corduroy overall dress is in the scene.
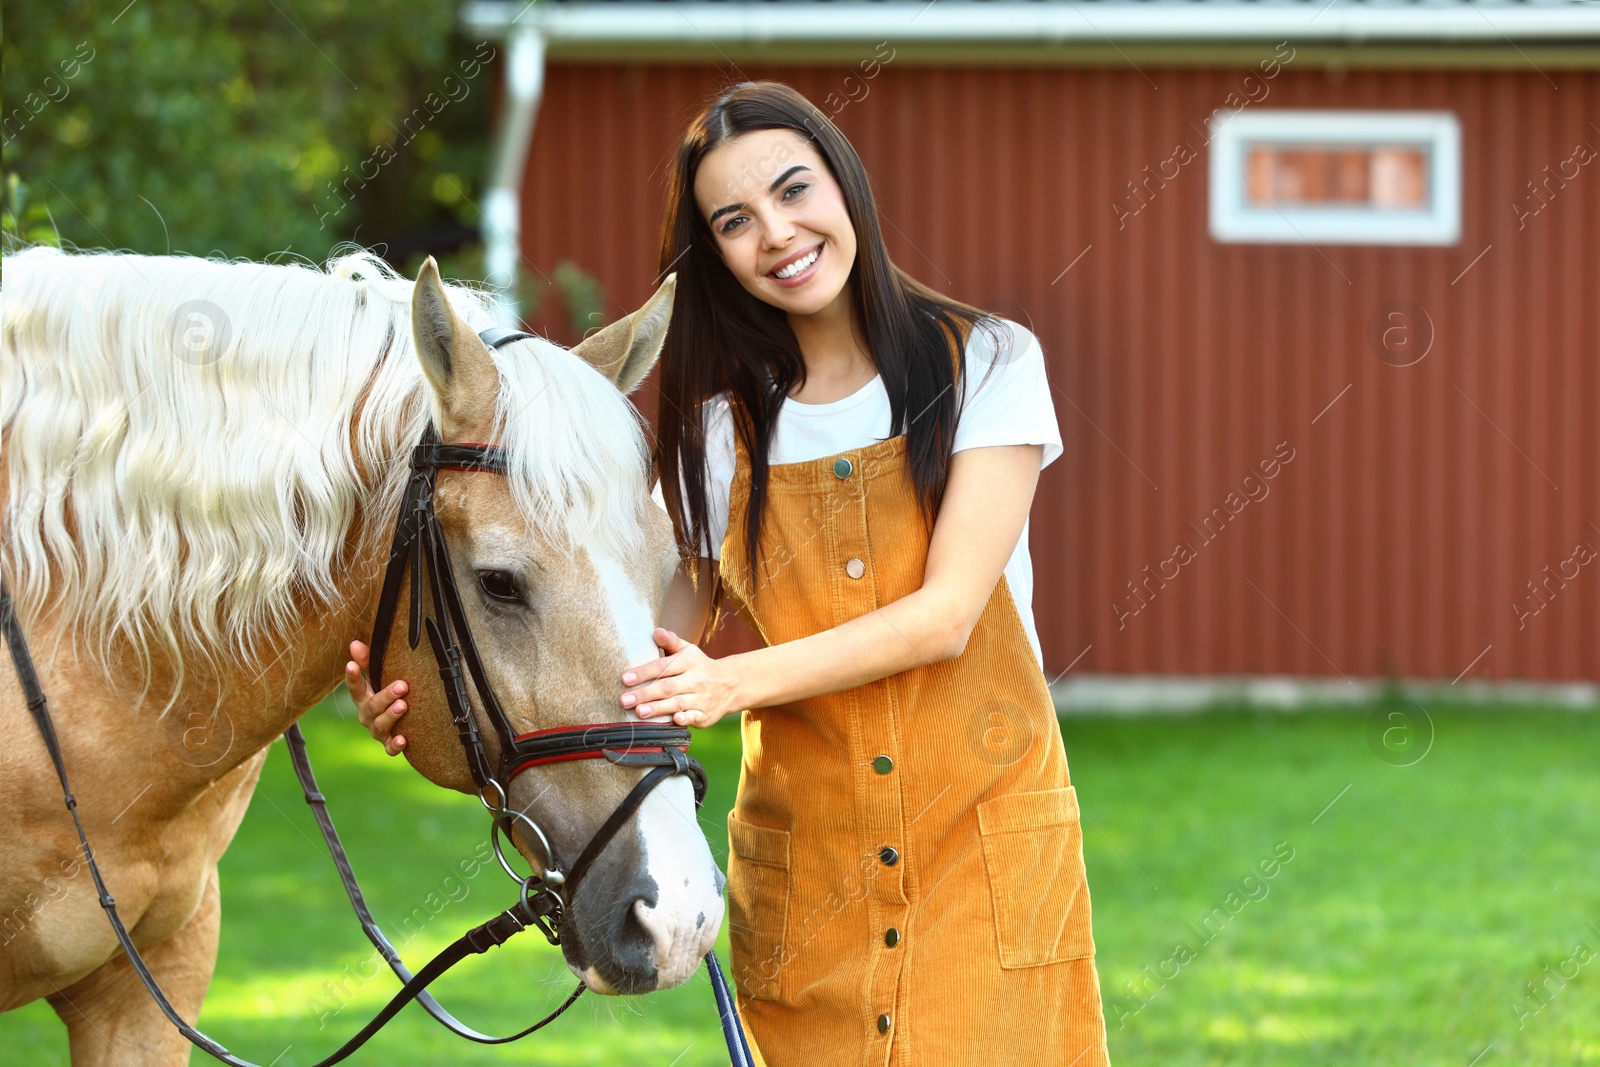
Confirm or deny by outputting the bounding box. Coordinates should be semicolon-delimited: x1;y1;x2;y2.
718;431;1111;1067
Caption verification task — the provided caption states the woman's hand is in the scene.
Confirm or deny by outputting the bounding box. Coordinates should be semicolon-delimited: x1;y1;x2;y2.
621;628;743;729
345;640;409;756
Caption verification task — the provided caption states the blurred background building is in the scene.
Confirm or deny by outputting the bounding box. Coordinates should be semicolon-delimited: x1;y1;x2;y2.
5;1;1594;700
460;0;1600;699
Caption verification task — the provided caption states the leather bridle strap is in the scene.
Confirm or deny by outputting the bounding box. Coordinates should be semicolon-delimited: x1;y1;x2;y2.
365;422;705;823
368;430;514;774
506;721;705;779
565;764;677;898
476;326;537;350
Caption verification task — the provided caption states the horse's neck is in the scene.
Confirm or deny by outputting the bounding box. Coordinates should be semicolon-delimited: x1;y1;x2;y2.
234;531;392;755
125;521;394;792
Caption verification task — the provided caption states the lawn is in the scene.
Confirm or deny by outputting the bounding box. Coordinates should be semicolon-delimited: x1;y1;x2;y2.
5;696;1598;1065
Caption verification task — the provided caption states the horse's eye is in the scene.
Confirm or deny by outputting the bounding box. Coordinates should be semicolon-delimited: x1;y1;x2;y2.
477;569;522;605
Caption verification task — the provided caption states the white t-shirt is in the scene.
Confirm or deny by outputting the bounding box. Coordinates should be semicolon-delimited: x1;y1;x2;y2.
658;318;1062;663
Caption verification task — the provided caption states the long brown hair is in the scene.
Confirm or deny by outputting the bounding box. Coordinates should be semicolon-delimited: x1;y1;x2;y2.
655;81;999;591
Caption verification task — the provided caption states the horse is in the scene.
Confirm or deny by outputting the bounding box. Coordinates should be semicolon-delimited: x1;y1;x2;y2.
0;246;724;1065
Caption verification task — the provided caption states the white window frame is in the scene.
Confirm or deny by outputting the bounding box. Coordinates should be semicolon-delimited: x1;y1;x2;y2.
1208;110;1462;246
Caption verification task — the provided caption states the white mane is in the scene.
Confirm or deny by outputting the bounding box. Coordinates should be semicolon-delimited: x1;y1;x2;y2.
1;247;648;692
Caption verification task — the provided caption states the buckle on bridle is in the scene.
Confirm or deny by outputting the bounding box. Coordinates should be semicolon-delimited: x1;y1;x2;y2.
666;745;690;776
517;877;565;947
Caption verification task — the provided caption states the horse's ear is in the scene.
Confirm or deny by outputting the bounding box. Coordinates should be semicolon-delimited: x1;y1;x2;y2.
411;257;496;435
570;274;675;394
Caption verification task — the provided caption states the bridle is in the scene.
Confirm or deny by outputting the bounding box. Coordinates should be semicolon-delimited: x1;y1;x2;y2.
366;331;707;936
0;325;753;1066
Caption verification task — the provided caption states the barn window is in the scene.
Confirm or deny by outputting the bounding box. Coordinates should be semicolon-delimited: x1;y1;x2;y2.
1208;111;1461;245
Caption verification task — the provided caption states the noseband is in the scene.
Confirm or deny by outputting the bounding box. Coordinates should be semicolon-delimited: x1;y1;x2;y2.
366;327;706;938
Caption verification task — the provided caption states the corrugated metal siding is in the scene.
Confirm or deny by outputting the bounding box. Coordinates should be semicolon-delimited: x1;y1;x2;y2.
518;62;1599;682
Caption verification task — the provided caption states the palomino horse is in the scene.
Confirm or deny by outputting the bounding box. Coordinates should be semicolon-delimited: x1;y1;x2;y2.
0;248;724;1064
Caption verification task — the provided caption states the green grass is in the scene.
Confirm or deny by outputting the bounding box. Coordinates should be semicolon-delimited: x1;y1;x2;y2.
5;698;1598;1065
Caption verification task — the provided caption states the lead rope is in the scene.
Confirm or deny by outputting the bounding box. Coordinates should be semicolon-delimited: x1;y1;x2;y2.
2;580;755;1065
708;948;758;1067
284;723;583;1045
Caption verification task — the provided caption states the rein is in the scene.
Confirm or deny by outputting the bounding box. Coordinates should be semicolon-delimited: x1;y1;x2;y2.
0;327;754;1066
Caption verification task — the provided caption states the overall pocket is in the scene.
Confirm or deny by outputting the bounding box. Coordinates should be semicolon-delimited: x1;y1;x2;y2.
977;786;1096;969
726;813;792;1001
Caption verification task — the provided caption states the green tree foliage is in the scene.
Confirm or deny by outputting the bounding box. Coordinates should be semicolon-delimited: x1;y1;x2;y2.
2;1;609;329
2;0;489;260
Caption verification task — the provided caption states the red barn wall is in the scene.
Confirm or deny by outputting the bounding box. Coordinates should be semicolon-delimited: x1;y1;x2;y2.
517;61;1600;683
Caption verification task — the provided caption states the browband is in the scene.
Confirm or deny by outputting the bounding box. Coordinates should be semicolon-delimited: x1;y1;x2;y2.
478;326;537;350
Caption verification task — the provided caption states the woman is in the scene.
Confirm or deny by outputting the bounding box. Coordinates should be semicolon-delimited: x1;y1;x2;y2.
348;82;1110;1065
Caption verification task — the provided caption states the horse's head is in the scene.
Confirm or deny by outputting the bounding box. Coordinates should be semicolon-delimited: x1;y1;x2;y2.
382;258;722;995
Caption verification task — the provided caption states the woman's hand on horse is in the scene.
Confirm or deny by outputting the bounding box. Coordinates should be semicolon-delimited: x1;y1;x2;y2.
346;641;409;756
621;628;740;729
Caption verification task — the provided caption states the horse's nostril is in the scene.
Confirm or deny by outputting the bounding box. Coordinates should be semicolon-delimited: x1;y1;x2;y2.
631;898;671;970
582;889;660;996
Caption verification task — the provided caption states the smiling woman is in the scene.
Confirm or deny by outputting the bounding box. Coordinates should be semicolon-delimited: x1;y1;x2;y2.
657;90;991;576
638;83;1110;1066
702;157;855;296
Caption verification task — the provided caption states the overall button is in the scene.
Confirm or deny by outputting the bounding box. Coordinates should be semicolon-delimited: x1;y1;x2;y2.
884;928;900;948
872;754;894;775
833;457;853;479
877;1014;892;1034
845;557;866;579
879;845;899;867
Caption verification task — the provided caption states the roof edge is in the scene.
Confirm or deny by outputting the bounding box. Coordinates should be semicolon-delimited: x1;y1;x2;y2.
461;2;1600;50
